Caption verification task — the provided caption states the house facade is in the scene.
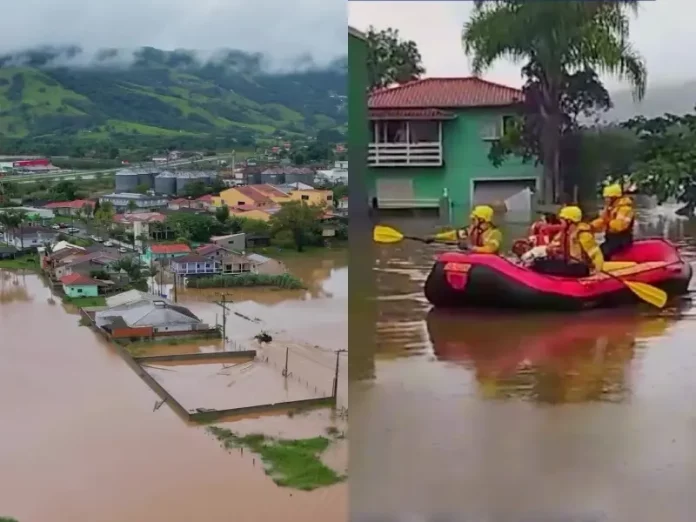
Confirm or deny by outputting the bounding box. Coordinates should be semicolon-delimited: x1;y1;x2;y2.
142;243;192;265
288;189;333;207
247;253;286;276
60;273;100;297
100;193;169;211
3;226;59;249
43;200;95;216
210;233;246;252
170;254;222;276
367;77;541;223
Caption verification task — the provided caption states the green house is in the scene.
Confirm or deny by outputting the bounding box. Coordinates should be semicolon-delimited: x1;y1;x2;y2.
60;273;100;298
367;77;541;224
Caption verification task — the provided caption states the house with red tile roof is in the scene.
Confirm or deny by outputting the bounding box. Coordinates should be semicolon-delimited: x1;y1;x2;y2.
367;77;541;219
43;199;95;216
142;243;192;265
60;273;103;298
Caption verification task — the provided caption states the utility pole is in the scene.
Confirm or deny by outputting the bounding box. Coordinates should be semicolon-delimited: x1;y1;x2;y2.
282;347;289;377
215;293;233;345
332;350;347;400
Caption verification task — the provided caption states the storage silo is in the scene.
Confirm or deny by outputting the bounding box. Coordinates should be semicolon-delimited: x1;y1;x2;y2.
136;168;156;190
114;169;140;193
154;171;177;195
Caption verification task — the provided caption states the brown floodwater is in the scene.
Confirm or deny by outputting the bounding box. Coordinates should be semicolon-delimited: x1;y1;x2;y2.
351;207;696;522
0;250;347;522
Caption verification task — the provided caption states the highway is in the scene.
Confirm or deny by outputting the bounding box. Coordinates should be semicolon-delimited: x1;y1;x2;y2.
4;152;237;184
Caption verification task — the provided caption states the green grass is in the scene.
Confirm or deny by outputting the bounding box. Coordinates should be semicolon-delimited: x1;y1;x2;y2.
62;295;106;307
186;273;305;289
0;517;19;522
0;254;39;271
207;427;344;490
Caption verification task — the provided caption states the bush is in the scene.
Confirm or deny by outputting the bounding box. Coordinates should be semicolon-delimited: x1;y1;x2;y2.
187;273;305;289
271;229;296;249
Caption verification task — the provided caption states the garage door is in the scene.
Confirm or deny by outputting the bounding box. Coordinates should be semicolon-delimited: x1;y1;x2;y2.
376;178;414;208
473;179;536;210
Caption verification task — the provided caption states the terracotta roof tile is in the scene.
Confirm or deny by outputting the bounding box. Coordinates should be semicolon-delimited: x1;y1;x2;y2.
150;243;191;255
234;186;273;204
369;77;523;109
249;184;291;199
60;273;100;286
43;199;95;209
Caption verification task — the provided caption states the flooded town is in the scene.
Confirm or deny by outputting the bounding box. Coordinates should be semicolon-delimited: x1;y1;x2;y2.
0;161;348;521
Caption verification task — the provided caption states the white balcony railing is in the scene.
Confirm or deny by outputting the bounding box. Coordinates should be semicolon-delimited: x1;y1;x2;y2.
368;142;443;167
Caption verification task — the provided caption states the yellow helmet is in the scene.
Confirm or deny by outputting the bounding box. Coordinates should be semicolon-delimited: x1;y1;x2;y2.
470;205;494;223
602;183;623;198
558;205;582;223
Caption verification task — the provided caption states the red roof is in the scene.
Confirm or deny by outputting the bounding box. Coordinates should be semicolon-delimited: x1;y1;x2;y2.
369;108;455;120
196;194;214;203
150;243;191;255
60;273;100;286
369;77;523;109
235;186;273;204
44;199;95;209
250;184;291;199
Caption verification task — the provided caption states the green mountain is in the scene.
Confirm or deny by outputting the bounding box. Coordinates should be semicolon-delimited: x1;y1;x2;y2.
0;46;347;154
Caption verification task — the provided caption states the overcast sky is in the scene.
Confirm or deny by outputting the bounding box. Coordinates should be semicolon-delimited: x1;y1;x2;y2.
0;0;346;69
349;1;693;91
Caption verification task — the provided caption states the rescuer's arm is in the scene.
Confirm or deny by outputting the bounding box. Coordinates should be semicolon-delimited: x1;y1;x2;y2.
608;204;634;233
579;231;604;272
590;214;607;232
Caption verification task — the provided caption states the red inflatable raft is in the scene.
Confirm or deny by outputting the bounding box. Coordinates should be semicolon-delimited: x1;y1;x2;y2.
424;238;692;311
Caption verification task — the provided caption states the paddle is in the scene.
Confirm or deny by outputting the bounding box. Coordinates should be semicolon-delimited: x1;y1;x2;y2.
602;271;668;309
373;225;458;245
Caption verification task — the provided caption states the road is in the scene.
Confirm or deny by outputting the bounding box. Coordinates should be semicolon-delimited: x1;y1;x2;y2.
4;152;237;184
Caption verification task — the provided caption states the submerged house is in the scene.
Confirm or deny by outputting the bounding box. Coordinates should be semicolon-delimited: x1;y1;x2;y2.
60;273;102;298
366;77;541;222
95;294;213;340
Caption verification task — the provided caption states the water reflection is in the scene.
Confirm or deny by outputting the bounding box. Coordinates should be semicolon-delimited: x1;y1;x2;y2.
426;309;680;404
0;271;31;304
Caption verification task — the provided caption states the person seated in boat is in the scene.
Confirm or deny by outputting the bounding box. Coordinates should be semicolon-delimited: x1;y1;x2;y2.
455;205;503;254
512;212;564;260
530;212;563;247
529;206;604;278
591;183;635;260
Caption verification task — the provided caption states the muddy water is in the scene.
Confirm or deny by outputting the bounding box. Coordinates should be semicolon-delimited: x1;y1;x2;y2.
351;209;696;521
0;250;346;522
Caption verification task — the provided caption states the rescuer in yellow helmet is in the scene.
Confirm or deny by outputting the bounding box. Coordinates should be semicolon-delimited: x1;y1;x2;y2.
454;205;503;254
529;205;604;277
591;182;635;259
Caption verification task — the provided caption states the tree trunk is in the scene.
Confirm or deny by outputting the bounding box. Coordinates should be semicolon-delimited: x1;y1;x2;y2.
540;98;563;204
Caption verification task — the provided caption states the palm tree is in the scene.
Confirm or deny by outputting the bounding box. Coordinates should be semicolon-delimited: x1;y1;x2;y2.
12;210;27;250
126;200;138;214
462;1;646;202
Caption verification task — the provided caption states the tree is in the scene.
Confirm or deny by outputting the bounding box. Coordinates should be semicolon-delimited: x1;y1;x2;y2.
81;202;93;218
269;201;324;252
166;213;219;243
183;180;208;199
126;200;138;213
366;27;426;90
215;204;230;224
462;1;646;202
133;183;149;194
50;180;78;201
625;111;696;214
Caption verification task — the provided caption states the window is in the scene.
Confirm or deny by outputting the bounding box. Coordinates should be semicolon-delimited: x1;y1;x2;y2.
77;288;83;293
301;195;309;201
481;115;515;140
237;201;246;206
408;121;439;143
327;195;333;201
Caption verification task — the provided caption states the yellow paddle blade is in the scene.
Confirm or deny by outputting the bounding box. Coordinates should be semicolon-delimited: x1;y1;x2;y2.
604;261;637;272
434;229;458;242
373;225;404;244
625;281;668;309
